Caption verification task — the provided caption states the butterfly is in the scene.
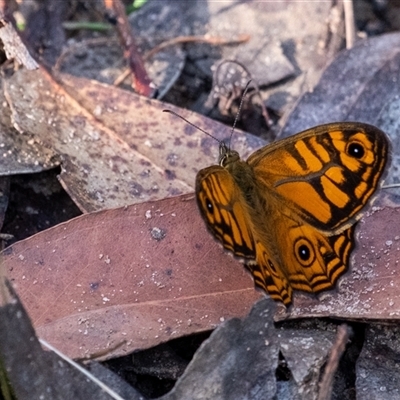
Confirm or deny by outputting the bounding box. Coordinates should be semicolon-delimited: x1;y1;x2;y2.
195;122;389;306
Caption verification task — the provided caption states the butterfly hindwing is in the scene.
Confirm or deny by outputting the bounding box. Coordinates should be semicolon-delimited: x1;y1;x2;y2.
275;215;356;294
245;242;293;306
244;208;355;305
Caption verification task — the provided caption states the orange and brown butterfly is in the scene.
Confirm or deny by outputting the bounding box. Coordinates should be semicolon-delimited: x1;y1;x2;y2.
195;122;389;306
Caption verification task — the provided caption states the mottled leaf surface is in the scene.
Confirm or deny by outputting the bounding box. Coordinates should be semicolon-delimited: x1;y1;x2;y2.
2;69;264;212
2;194;261;359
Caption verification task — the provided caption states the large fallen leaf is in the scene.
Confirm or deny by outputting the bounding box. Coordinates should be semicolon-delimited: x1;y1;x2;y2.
2;194;261;360
2;68;264;212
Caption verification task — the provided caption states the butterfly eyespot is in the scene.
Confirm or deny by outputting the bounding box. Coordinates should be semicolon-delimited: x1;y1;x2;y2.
347;141;365;159
205;198;214;213
268;259;276;273
298;245;310;260
294;239;315;267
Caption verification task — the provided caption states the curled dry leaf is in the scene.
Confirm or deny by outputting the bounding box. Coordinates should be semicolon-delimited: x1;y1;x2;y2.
2;194;261;360
1;68;265;212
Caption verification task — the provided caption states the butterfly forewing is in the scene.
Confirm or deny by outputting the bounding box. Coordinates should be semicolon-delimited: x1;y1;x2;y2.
249;123;389;231
196;166;256;258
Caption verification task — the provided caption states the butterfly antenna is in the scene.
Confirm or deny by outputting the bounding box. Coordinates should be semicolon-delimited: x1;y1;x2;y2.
228;80;252;150
163;110;222;145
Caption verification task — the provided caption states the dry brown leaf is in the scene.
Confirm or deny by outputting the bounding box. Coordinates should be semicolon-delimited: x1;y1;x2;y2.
0;83;58;174
2;68;265;213
2;194;261;360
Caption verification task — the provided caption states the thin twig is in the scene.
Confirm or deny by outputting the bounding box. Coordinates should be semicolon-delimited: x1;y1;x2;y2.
104;0;153;96
344;0;356;49
114;35;250;88
144;34;250;61
318;324;352;400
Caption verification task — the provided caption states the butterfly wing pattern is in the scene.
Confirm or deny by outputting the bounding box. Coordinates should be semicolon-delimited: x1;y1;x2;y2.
196;122;389;306
249;123;389;231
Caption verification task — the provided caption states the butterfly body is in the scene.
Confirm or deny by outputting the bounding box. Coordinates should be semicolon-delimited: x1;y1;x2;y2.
196;123;389;306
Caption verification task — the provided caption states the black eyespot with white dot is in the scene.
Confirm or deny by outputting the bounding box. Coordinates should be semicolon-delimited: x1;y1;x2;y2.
347;141;365;159
206;198;214;213
294;238;315;267
268;259;277;273
298;244;311;261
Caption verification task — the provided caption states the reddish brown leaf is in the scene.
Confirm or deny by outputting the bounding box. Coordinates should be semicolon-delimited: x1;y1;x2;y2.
0;279;143;399
2;194;261;360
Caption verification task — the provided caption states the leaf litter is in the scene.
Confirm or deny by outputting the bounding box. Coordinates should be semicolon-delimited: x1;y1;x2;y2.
1;1;400;399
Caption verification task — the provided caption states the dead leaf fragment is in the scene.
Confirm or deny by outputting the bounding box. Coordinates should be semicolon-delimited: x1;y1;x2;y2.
162;298;338;400
356;324;400;398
